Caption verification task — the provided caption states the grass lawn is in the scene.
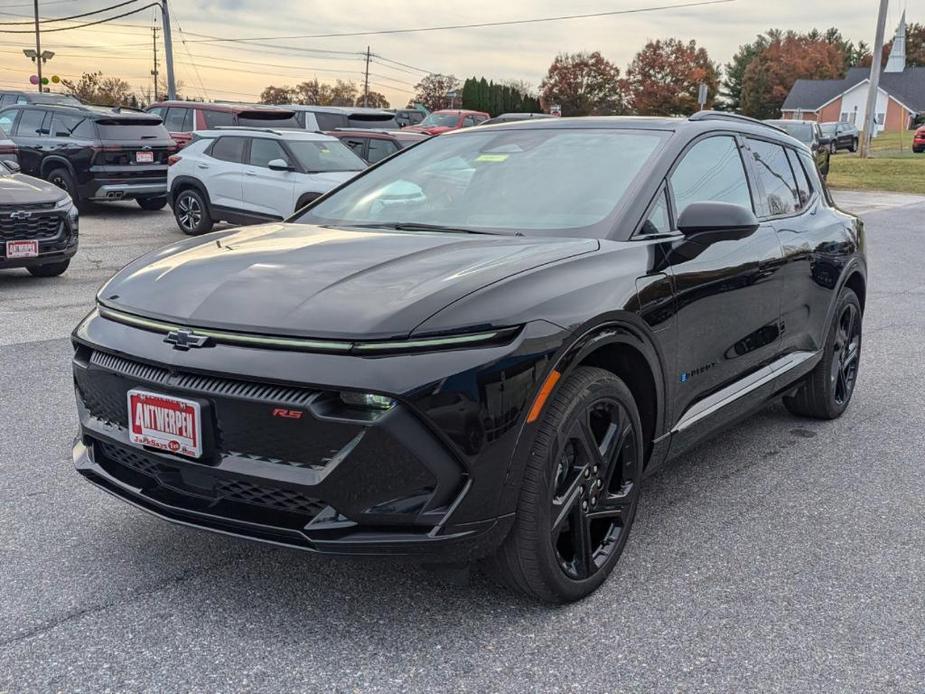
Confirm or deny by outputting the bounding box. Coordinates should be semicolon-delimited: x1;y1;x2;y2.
827;148;925;194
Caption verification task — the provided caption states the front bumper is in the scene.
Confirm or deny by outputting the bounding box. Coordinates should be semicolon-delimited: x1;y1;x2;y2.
71;314;562;559
0;207;78;269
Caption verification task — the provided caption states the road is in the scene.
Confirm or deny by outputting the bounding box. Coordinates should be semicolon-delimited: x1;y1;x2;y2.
1;193;923;693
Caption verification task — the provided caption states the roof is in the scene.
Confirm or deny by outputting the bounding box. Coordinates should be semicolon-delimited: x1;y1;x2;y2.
783;67;925;113
195;127;335;141
148;101;294;114
284;105;394;116
326;128;428;140
0;102;161;120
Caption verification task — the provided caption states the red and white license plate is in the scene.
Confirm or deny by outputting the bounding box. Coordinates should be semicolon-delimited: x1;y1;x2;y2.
135;150;155;163
6;240;38;258
127;389;202;458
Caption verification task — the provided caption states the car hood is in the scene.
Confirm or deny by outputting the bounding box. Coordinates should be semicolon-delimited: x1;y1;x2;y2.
99;223;598;339
0;173;69;205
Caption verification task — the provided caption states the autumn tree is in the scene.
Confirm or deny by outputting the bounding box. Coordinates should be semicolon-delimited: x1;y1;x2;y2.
260;85;294;104
862;21;925;67
411;74;460;111
723;32;775;112
61;71;134;106
357;91;389;108
260;79;360;106
540;51;624;116
740;33;846;119
624;38;719;116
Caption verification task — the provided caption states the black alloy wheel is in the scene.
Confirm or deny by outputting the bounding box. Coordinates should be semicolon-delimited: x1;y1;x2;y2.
784;287;862;419
550;396;640;581
490;366;643;603
173;189;212;235
831;301;861;406
47;168;85;211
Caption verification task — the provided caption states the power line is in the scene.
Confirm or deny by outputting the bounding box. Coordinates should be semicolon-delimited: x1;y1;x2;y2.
176;0;735;43
371;54;433;75
0;1;158;32
0;0;144;25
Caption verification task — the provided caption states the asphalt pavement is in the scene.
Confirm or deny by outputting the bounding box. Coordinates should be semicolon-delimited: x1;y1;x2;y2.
1;193;923;693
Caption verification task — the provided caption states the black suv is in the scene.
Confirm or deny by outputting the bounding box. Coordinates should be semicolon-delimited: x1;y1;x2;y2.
0;104;174;210
72;112;865;602
0;159;78;276
820;121;860;153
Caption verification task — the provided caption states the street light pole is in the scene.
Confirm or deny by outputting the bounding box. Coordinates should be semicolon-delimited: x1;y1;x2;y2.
160;0;177;100
33;0;42;92
860;0;889;158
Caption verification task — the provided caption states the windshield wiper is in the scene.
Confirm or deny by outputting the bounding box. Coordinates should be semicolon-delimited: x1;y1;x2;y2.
347;222;517;236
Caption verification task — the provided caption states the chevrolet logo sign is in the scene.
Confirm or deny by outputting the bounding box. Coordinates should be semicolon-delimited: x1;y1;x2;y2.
10;210;32;220
164;329;212;350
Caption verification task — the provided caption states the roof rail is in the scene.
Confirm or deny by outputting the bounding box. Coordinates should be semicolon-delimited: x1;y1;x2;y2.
689;110;786;133
211;126;282;135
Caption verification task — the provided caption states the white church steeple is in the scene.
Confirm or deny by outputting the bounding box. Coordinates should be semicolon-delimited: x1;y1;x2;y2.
885;11;907;73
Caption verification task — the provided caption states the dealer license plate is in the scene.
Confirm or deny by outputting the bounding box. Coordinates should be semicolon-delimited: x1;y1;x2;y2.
127;389;202;459
6;240;38;258
135;150;155;163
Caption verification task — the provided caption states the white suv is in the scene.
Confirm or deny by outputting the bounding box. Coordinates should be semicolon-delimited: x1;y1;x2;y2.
166;127;366;235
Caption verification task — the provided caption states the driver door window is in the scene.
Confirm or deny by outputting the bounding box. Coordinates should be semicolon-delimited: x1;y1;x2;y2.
248;139;289;168
669;136;752;217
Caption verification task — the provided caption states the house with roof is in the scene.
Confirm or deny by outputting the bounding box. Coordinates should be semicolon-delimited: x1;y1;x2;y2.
781;13;924;133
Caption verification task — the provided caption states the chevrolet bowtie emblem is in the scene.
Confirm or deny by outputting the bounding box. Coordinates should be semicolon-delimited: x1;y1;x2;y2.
164;329;212;350
10;210;32;220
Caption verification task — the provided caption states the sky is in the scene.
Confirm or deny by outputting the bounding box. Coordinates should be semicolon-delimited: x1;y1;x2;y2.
0;0;912;107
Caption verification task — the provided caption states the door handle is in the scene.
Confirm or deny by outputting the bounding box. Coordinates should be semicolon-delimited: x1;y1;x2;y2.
244;170;256;176
197;163;209;169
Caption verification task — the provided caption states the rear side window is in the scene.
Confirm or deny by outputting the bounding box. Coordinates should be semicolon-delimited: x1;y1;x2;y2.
669;135;752;217
15;109;47;136
314;112;346;131
96;120;169;140
209;136;246;163
367;137;398;163
798;149;833;206
746;138;798;216
203;110;234;128
50;112;95;138
164;107;192;132
785;148;812;210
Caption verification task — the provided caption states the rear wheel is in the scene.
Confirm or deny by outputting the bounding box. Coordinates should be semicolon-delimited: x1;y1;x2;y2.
137;196;167;211
784;288;861;419
490;366;643;603
27;259;70;277
46;168;85;211
173;188;213;235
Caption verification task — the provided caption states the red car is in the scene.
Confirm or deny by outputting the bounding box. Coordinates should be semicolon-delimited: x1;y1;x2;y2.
403;109;489;135
145;101;300;148
327;129;429;164
913;125;925;154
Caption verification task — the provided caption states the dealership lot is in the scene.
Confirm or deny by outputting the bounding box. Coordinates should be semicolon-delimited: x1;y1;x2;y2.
1;193;924;692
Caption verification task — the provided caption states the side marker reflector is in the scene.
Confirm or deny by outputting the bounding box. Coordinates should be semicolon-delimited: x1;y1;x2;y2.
527;369;561;423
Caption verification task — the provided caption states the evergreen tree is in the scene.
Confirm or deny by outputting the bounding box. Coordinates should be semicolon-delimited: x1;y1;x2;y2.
477;77;490;112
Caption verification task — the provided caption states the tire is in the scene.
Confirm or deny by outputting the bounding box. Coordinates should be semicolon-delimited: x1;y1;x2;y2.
489;366;644;603
137;196;167;211
173;188;213;235
784;288;862;419
27;259;70;277
46;168;85;211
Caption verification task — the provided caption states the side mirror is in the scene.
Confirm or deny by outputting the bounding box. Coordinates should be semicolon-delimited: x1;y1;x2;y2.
267;158;292;172
677;201;759;238
3;159;21;173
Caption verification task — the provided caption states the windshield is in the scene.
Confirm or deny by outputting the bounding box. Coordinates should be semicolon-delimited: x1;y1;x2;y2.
297;128;668;237
820;124;836;136
287;139;366;173
420;113;460;128
776;122;813;144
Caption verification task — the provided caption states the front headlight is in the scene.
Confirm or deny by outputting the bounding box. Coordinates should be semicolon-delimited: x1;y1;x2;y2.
55;196;73;209
339;392;395;410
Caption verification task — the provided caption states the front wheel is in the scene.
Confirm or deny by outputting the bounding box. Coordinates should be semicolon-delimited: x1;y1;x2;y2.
27;259;70;277
784;288;861;419
489;366;643;603
173;188;213;235
137;196;167;211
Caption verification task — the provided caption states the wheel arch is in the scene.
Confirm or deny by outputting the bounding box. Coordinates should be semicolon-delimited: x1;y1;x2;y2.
844;269;866;313
170;175;211;205
40;156;76;179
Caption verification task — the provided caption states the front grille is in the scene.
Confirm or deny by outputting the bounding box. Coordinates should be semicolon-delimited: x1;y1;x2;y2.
96;440;327;517
76;349;364;469
0;212;61;242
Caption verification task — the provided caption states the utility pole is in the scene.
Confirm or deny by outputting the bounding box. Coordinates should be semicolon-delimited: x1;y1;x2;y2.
860;0;889;158
151;20;159;103
33;0;42;92
363;46;371;107
160;0;177;100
